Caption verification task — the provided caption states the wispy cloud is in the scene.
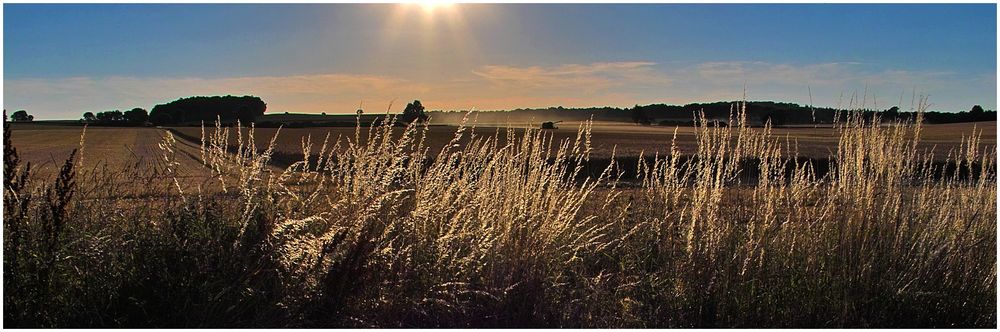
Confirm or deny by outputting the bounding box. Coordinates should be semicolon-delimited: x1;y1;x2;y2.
473;61;668;93
4;60;994;119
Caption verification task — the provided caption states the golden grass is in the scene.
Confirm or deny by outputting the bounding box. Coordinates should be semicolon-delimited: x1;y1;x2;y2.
3;101;996;327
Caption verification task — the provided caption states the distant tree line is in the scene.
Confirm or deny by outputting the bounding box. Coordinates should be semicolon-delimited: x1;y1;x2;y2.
81;108;149;126
921;105;996;124
427;102;996;126
8;97;996;127
148;95;266;126
627;101;800;125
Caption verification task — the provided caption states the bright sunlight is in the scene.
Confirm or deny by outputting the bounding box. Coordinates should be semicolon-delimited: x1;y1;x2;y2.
415;0;454;13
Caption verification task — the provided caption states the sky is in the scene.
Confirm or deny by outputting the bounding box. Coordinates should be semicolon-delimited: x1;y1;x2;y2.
3;3;997;119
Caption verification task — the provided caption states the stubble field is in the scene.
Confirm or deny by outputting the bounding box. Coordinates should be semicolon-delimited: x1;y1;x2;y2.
12;120;995;173
4;113;997;328
166;120;995;161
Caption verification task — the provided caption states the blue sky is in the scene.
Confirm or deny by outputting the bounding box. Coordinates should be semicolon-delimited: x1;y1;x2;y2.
4;3;996;119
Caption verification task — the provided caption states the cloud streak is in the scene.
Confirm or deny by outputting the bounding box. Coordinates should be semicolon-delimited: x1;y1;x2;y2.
473;61;667;91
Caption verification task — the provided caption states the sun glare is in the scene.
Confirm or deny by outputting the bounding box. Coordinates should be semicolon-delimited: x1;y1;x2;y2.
416;0;454;13
376;2;480;79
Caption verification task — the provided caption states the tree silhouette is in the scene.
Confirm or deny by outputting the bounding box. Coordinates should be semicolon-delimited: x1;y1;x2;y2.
82;112;96;123
884;106;900;120
149;112;173;125
236;106;256;124
764;111;785;126
96;110;124;123
401;100;428;123
630;105;651;125
123;108;148;125
149;95;266;125
971;105;985;115
10;110;31;122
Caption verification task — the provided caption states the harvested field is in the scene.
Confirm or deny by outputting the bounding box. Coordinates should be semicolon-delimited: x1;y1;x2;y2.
4;110;996;328
168;120;996;161
12;120;993;186
7;123;214;191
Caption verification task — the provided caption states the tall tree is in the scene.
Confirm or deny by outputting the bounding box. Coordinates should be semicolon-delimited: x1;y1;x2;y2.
401;100;428;123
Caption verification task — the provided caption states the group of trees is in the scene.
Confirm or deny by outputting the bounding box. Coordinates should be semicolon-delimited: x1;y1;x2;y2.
81;108;148;126
148;95;266;125
8;110;34;122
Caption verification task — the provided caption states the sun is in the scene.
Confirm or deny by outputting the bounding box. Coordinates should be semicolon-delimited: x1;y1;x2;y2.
416;0;454;13
377;1;479;75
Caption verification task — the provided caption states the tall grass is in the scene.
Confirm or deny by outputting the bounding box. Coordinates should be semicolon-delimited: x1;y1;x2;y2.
3;101;995;327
